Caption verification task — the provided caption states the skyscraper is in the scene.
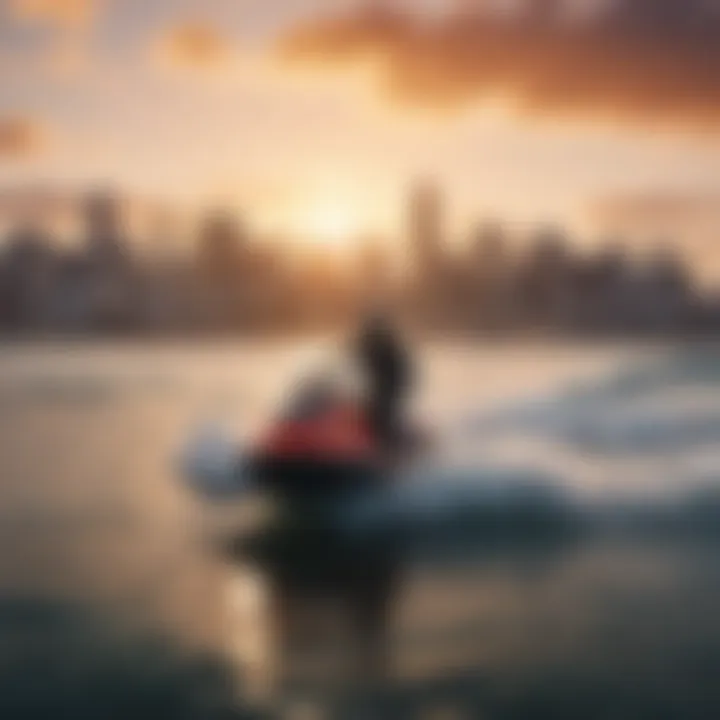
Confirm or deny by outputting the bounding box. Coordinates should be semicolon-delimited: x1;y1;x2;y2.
196;210;246;286
407;179;453;328
84;190;128;269
469;221;513;331
408;179;444;279
82;189;135;330
2;224;56;328
194;210;250;330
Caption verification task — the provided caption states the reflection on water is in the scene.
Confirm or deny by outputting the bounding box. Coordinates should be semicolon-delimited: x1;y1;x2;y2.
227;568;274;698
1;341;720;718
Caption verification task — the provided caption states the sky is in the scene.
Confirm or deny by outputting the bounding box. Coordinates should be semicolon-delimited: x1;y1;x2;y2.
1;0;720;251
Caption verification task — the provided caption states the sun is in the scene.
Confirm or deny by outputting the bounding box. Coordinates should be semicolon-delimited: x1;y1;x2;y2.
302;203;359;248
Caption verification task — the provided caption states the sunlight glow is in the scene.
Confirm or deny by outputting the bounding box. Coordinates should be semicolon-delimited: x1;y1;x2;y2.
300;202;360;248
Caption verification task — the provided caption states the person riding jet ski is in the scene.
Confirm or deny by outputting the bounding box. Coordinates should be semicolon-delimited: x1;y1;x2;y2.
179;311;423;506
249;311;419;507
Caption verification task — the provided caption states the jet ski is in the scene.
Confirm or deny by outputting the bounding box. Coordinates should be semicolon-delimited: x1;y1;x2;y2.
179;405;573;541
180;368;409;593
180;367;414;508
178;361;580;567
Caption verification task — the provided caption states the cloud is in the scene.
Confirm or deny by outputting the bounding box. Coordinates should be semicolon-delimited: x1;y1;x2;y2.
277;0;720;130
10;0;95;28
154;22;234;72
9;0;99;77
0;117;46;159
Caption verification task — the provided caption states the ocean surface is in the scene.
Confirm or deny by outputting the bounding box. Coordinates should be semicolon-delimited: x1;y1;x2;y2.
2;340;720;718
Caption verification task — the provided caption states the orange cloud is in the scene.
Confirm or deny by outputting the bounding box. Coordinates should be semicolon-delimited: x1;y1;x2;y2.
11;0;95;27
0;117;46;159
278;0;720;130
155;22;233;71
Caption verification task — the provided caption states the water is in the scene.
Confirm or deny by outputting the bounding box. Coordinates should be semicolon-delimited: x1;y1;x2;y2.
2;340;720;718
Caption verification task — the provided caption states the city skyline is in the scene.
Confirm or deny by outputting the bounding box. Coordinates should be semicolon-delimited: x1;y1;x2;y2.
1;0;720;255
1;179;716;266
0;183;716;339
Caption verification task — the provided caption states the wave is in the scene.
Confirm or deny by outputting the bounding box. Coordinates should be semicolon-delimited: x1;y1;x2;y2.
337;463;720;543
461;347;720;457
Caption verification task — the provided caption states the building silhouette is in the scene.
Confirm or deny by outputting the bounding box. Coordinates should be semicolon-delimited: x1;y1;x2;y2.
84;191;129;269
408;180;444;278
0;180;715;339
636;243;693;333
467;221;514;332
517;226;574;331
407;180;452;328
194;210;251;332
196;211;246;286
82;190;136;330
0;225;56;330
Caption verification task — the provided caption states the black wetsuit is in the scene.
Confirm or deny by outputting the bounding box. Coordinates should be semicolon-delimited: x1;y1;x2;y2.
354;317;413;454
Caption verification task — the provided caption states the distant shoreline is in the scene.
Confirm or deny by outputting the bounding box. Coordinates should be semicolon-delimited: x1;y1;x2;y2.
0;331;719;350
